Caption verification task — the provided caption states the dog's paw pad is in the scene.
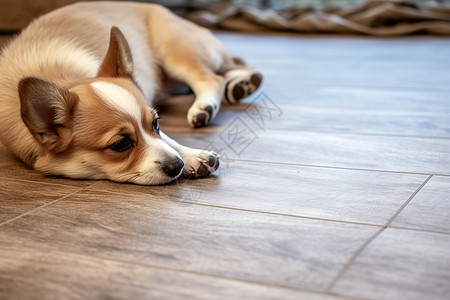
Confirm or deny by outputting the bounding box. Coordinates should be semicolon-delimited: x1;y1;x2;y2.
192;112;208;128
204;105;213;117
251;73;262;87
196;164;209;177
208;154;219;168
190;105;215;128
182;151;220;179
232;84;246;102
224;71;263;104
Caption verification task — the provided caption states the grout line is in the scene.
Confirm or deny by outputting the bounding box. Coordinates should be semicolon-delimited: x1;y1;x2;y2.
82;183;450;236
223;158;450;177
190;204;448;235
186;202;385;228
0;177;93;188
0;175;107;190
86;186;385;228
264;128;450;140
324;227;384;293
2;240;367;300
388;225;450;236
84;180;104;188
163;99;450;114
86;181;102;189
264;83;450;93
384;175;433;227
167;127;450;141
0;189;83;228
324;175;433;292
224;103;450;114
200;200;450;235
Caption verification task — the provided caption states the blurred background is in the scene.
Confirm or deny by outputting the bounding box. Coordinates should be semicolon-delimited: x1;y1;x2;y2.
1;0;449;35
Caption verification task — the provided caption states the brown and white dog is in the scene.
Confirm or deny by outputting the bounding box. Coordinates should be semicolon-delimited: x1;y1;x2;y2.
0;1;262;185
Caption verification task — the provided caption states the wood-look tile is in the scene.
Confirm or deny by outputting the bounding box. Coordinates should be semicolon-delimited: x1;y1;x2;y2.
216;33;450;62
242;106;450;138
260;86;450;111
91;162;426;225
0;243;343;300
161;99;450;138
168;130;450;175
216;33;450;90
391;176;450;233
2;30;449;299
0;179;81;224
331;228;450;299
0;190;379;292
260;62;450;91
0;143;94;187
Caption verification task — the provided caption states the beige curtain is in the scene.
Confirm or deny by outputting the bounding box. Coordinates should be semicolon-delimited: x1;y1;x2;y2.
184;0;450;36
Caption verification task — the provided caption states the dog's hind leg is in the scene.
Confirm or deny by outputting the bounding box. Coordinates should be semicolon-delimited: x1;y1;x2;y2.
146;7;227;127
146;6;263;126
183;68;225;128
156;50;227;127
147;6;247;127
219;57;263;105
222;68;263;105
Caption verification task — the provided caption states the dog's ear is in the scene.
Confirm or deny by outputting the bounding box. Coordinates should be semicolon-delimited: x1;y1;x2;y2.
97;26;134;79
19;76;78;153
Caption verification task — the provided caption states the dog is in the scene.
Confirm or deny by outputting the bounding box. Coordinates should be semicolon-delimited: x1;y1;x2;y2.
0;1;262;185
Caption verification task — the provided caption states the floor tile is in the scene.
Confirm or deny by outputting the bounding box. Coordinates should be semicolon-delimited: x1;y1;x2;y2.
168;130;450;175
0;243;346;300
213;104;450;138
0;190;379;292
260;86;450;112
91;162;426;225
158;93;450;138
0;245;343;300
1;30;449;299
391;175;450;232
217;34;450;90
0;179;81;224
260;61;450;91
331;228;450;300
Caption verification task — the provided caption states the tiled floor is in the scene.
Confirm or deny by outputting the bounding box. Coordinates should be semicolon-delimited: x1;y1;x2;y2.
1;32;449;299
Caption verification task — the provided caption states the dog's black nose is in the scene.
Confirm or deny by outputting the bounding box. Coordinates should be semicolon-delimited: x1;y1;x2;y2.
162;157;184;178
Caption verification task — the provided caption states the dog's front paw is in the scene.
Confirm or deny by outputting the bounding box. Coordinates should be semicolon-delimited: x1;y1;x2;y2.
181;150;220;178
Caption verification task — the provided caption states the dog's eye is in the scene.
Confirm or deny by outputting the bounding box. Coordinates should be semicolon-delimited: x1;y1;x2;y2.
152;118;160;134
109;135;134;152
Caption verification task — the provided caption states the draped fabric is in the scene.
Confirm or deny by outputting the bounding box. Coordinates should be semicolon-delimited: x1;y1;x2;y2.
184;0;450;36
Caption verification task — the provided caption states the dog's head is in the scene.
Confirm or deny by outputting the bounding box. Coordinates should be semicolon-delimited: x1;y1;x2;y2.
18;27;184;185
